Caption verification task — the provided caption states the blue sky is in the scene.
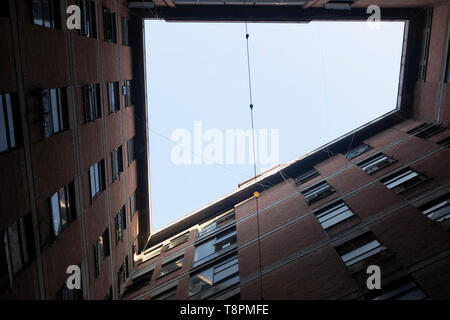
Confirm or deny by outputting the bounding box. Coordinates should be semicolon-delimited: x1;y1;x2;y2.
144;20;405;232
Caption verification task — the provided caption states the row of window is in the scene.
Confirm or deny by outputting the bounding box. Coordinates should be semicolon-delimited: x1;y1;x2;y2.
1;214;35;293
334;231;427;300
142;209;236;261
31;0;130;45
88;139;134;199
134;183;446;300
293;122;448;190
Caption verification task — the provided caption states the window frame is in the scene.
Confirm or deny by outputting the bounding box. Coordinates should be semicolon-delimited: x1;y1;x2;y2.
194;228;237;267
94;228;110;277
111;146;123;181
127;137;135;165
89;160;106;200
50;182;76;237
122;17;130;46
315;201;355;230
159;256;184;277
31;0;60;29
167;232;190;250
188;254;239;299
418;193;450;222
335;232;387;268
381;168;427;193
198;209;235;239
130;190;137;218
293;168;319;186
83;84;101;122
301;180;335;205
42;88;68;139
357;153;396;174
417;8;433;82
345;143;373;160
107;82;120;113
0;93;21;153
79;0;97;38
1;214;35;290
103;6;117;43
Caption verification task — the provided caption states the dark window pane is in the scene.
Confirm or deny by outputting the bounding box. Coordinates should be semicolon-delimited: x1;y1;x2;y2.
42;0;51;28
32;0;43;26
5;94;16;149
0;95;7;152
7;223;23;275
50;89;60;133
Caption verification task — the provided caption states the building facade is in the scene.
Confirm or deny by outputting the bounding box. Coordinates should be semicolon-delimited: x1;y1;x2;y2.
1;0;450;300
0;0;151;300
121;0;450;300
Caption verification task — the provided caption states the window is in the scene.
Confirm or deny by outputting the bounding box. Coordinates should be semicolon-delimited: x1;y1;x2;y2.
83;84;101;122
301;181;335;205
381;168;427;193
41;88;68;138
111;146;123;181
198;210;235;238
369;277;426;300
167;232;189;250
143;244;162;260
123;269;153;296
107;82;120;113
437;136;450;147
315;201;354;230
123;80;132;107
122;17;130;46
357;153;396;174
345;143;372;160
31;0;60;29
127;137;135;165
418;193;450;222
408;123;447;139
50;182;76;236
94;228;110;277
0;93;21;153
188;255;239;299
130;191;137;217
336;232;387;267
103;7;117;43
118;263;126;293
151;286;177;300
79;0;97;38
159;256;184;277
417;8;433;81
194;228;237;264
294;168;319;186
89;160;105;199
115;206;126;243
1;214;35;290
